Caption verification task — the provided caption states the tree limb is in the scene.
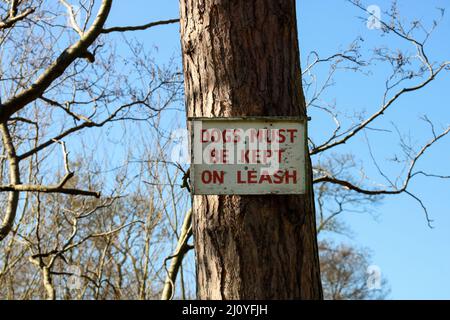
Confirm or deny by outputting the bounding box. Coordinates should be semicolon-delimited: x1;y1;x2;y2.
161;209;193;300
0;0;113;122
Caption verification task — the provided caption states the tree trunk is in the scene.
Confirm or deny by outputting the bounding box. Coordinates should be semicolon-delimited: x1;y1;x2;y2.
180;0;323;299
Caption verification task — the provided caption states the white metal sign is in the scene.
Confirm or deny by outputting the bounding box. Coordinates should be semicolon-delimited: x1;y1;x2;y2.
190;117;307;195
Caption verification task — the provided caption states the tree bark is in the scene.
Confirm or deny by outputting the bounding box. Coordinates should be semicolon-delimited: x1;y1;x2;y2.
180;0;323;299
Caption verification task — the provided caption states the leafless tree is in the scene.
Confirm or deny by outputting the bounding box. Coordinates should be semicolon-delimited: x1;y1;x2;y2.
0;0;180;242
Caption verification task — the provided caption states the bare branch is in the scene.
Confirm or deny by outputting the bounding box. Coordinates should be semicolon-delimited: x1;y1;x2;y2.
311;1;450;155
0;0;113;122
101;18;179;34
314;126;450;225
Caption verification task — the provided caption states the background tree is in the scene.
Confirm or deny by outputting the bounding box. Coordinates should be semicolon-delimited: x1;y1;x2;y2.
180;0;323;299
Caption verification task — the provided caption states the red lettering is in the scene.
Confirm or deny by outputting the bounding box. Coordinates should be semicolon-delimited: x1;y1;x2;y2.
236;170;297;184
201;170;225;184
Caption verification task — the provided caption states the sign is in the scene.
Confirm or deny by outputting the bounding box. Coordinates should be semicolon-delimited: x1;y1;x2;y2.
190;117;307;195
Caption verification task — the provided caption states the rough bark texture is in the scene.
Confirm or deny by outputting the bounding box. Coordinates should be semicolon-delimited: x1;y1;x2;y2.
180;0;323;299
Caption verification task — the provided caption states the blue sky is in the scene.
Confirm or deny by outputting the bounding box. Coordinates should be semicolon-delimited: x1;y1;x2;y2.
104;0;450;299
297;0;450;300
